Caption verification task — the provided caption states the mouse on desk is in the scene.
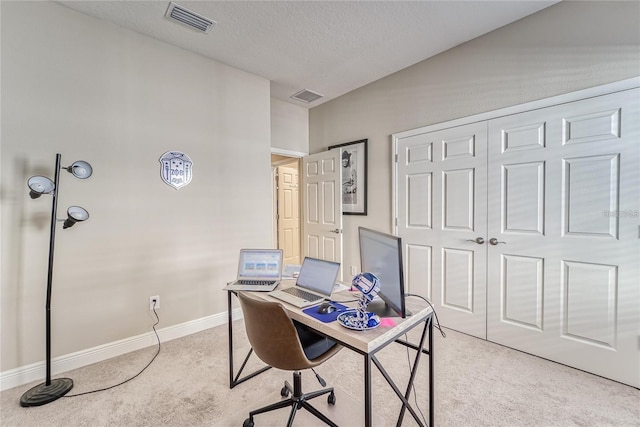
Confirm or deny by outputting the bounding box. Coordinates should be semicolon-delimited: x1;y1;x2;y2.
317;302;336;314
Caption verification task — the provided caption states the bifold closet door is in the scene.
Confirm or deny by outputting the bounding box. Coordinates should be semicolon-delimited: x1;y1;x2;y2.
486;88;640;388
396;122;488;339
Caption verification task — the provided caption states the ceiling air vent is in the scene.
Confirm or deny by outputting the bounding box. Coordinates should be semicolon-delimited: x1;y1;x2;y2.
165;2;216;34
290;89;324;104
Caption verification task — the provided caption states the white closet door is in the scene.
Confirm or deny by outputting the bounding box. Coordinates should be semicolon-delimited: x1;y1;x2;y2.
487;88;640;387
396;122;488;339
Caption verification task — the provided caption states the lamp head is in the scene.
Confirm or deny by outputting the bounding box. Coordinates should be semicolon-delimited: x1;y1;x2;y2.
66;161;93;179
27;176;55;199
62;206;89;229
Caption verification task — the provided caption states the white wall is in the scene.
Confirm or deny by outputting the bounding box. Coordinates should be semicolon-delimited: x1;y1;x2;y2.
309;1;640;277
1;1;272;372
271;98;308;155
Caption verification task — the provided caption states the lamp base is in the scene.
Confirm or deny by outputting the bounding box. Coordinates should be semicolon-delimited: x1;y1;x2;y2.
20;378;73;407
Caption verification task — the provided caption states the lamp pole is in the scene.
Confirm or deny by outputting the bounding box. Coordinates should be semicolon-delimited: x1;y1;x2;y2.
20;153;76;407
44;153;62;386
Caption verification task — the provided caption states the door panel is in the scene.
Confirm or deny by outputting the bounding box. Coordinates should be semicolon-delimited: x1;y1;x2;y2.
443;168;475;231
501;162;545;234
302;150;343;278
442;247;474;312
406;244;432;298
500;254;544;330
407;173;432;228
561;260;617;348
396;122;488;339
563;154;619;238
277;166;300;266
487;88;639;387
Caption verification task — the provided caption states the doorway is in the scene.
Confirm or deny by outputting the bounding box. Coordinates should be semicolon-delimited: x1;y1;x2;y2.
271;154;301;266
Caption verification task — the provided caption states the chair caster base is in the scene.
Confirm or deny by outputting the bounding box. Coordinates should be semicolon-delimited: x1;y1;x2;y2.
243;417;254;427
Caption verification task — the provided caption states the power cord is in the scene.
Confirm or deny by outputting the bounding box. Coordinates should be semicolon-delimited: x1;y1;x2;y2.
61;303;162;398
406;293;446;338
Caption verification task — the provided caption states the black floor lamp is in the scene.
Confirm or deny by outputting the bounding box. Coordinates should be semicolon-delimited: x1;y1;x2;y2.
20;153;93;407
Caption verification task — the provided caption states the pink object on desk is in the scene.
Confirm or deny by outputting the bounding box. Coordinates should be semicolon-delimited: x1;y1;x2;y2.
380;318;397;327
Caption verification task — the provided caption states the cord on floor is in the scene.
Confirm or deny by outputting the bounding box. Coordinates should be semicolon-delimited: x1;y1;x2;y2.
61;305;162;398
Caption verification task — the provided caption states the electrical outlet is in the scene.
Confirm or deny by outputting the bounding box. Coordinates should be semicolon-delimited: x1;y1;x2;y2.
149;295;160;311
350;266;358;276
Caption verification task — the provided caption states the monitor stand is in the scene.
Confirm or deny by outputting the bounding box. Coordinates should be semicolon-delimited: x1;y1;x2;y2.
367;299;412;318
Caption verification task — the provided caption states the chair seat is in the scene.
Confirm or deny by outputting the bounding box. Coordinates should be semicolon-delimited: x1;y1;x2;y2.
293;321;338;361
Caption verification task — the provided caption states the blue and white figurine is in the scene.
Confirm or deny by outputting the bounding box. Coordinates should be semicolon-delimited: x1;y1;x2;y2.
353;272;380;301
337;272;381;330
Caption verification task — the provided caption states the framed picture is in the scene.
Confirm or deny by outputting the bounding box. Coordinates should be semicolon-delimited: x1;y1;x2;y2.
328;139;368;215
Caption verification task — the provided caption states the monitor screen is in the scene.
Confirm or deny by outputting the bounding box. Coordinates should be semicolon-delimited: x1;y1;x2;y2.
358;227;410;318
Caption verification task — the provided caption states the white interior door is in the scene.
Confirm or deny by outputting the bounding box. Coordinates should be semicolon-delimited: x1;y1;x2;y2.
487;88;640;387
277;166;300;266
395;122;488;339
302;150;343;278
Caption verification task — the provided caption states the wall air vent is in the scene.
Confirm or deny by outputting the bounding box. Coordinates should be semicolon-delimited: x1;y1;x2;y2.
290;89;324;104
165;2;216;34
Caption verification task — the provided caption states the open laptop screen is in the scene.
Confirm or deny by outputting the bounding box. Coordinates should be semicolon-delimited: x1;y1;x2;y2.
238;250;282;279
296;257;340;296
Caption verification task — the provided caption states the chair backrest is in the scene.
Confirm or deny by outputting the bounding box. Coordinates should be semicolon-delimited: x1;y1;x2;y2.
238;292;333;371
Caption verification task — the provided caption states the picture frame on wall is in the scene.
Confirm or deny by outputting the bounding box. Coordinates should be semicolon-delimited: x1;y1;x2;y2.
328;139;367;215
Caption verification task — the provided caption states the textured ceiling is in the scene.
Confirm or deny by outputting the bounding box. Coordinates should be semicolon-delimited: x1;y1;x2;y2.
57;1;559;108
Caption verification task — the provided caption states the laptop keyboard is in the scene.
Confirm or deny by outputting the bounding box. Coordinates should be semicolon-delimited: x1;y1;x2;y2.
238;280;276;286
282;287;321;301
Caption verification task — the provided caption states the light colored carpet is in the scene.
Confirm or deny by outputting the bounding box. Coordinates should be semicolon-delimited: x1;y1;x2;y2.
1;319;638;426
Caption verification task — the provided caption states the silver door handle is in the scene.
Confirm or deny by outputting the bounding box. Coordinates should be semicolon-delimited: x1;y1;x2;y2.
330;229;342;234
466;237;485;244
489;238;506;245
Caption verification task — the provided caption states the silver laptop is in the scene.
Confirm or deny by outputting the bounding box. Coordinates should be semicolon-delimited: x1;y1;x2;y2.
269;257;340;308
223;249;283;292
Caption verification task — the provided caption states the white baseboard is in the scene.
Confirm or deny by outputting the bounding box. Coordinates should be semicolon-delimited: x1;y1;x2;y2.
0;308;244;392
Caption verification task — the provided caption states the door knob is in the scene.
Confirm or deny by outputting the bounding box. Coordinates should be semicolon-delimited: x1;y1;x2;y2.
466;237;485;244
489;238;506;245
330;229;342;234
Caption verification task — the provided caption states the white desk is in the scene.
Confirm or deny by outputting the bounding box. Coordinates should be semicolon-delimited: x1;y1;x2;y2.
226;279;434;426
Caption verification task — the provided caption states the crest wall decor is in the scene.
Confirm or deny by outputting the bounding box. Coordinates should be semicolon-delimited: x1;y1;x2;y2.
328;139;367;215
159;151;193;190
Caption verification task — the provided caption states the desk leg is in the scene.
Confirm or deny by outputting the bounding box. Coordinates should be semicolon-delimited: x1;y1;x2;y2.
228;291;234;388
396;318;430;426
364;354;372;427
429;316;434;427
227;291;271;389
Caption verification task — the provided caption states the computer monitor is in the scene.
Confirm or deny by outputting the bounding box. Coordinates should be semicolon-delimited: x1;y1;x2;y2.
358;227;410;318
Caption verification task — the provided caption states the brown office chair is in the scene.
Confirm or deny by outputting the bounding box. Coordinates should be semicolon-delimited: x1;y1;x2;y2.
238;292;343;427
